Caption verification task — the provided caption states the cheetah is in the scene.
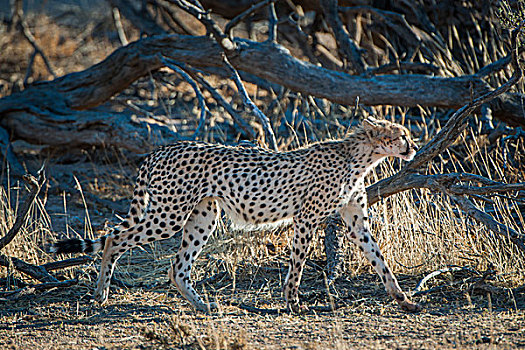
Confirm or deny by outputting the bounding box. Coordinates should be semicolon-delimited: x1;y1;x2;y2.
49;116;420;313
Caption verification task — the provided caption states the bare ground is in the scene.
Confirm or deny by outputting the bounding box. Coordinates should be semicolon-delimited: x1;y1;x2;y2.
1;269;524;349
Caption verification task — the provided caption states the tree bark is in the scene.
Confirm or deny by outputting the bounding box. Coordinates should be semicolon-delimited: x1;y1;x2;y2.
1;34;522;144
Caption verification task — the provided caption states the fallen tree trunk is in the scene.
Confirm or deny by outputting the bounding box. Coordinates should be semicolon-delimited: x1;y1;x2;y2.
0;35;523;150
1;109;180;154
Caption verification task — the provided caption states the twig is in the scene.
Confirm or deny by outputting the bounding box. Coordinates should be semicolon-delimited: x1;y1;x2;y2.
475;46;525;78
11;4;56;84
449;182;525;196
170;0;278;149
222;55;278;150
413;266;477;293
41;256;93;271
161;57;210;138
170;0;235;52
369;172;525;203
267;1;278;43
23;51;37;87
285;14;320;65
233;302;345;315
0;169;46;251
0;279;78;299
0;126;25;178
183;66;258;139
450;194;525;252
112;7;129;46
224;0;272;37
320;0;366;74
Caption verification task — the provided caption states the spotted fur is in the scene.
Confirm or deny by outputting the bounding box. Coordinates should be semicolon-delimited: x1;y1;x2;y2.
49;117;420;312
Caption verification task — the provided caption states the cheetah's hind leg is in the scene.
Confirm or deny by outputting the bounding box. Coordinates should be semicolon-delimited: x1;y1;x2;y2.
169;198;219;312
93;234;116;304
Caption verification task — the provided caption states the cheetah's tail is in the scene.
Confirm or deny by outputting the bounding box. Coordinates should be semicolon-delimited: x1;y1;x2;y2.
46;236;107;254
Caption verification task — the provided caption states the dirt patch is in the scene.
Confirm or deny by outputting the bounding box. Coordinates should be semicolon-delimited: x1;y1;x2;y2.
1;271;524;349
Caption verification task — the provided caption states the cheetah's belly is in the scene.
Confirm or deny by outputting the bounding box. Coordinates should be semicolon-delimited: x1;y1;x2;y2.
215;193;299;230
218;200;293;230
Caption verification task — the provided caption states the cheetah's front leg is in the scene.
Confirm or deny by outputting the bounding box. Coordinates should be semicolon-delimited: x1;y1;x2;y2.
339;200;421;312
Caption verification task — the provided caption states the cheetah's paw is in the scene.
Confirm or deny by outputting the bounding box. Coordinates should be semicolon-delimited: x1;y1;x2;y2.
400;299;421;313
287;302;309;314
194;301;219;313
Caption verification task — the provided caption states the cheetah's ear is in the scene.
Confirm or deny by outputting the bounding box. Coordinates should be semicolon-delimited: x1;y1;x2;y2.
363;116;380;130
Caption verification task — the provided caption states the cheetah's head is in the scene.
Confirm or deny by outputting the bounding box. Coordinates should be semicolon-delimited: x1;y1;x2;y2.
362;117;418;161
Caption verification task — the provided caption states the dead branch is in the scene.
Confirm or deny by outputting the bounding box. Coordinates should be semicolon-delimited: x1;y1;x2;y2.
449;182;525;196
0;107;181;153
161;57;210;137
0;126;25;178
368;173;525;206
9;0;56;85
413;266;474;293
0;279;78;300
180;66;258;139
0;255;58;283
323;213;345;281
112;7;129;46
224;0;272;37
413;265;498;297
222;55;278;150
41;256;93;271
170;0;278;149
320;0;366;74
363;23;525;255
412;266;485;296
365;171;525;252
232;302;344;314
267;1;278;43
450;195;525;252
475;46;525;78
0;170;45;251
367;61;440;75
1;33;522;132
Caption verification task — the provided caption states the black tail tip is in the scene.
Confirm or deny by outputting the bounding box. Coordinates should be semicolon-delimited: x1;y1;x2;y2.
46;238;83;254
